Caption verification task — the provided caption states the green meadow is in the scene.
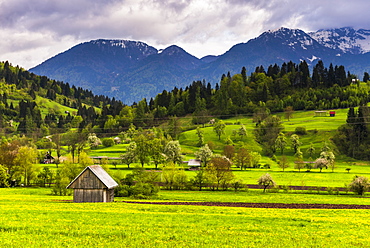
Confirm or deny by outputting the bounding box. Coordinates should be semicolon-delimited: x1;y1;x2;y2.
75;108;370;189
1;188;370;248
5;108;369;247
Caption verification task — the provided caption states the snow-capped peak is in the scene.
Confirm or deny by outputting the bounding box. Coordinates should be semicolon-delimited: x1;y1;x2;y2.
309;27;370;54
261;27;317;50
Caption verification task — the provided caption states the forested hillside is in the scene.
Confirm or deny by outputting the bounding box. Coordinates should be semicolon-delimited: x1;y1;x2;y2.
0;61;124;138
1;59;370;162
1;60;369;137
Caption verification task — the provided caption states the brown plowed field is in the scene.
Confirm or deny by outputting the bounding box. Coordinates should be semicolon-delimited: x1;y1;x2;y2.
123;201;370;209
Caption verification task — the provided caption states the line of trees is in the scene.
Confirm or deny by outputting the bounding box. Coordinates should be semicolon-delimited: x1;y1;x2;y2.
334;106;370;160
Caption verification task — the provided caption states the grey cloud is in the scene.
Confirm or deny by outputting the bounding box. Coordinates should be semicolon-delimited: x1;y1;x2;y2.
0;0;123;34
2;0;370;69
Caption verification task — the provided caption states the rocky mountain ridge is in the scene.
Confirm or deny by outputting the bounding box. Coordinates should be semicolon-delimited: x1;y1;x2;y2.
30;27;370;103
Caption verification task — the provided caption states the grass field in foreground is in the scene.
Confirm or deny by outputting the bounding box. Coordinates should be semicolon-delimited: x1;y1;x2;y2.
1;188;370;247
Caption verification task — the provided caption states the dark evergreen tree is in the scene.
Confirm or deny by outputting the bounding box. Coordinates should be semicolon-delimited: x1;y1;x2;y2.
241;66;247;85
363;72;370;82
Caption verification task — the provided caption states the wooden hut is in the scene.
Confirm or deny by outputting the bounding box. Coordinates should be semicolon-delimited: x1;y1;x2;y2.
315;111;327;117
183;159;202;170
66;165;118;203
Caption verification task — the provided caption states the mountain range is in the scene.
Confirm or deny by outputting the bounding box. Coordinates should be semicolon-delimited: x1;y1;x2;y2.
30;27;370;104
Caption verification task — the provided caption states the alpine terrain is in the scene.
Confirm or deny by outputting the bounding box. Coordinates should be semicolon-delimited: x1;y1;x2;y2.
30;27;370;103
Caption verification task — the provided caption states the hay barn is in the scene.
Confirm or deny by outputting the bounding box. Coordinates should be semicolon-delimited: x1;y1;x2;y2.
66;165;118;203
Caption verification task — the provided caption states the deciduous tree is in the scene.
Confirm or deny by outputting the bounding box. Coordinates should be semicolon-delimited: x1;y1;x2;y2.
134;134;150;167
314;157;328;172
277;155;289;172
284;106;294;121
205;156;234;190
234;148;252;170
257;173;276;192
88;133;101;149
0;164;9;187
238;124;247;140
149;138;166;169
196;127;204;147
222;145;235;160
14;146;39;186
213;120;226;140
275;132;287;155
162;162;187;190
164;140;182;164
120;142;137;169
290;134;301;154
195;144;213;167
255;115;283;155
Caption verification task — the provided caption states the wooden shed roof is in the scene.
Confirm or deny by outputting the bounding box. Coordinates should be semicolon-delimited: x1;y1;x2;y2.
66;165;118;189
186;159;201;167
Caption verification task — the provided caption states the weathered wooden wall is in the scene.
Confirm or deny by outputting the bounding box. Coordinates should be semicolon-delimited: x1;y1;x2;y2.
69;170;105;189
106;189;115;202
73;189;105;203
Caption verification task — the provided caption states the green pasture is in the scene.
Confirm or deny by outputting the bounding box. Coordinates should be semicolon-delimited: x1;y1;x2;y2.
179;109;347;158
88;143;129;158
276;108;349;132
36;95;77;117
156;190;370;205
1;188;370;247
41;107;370;189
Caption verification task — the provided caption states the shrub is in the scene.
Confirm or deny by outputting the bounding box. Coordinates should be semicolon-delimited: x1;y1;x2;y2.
131;182;159;198
295;127;307;135
269;185;280;193
349;176;370;196
263;164;270;169
254;163;262;168
307;186;315;194
230;179;244;192
279;185;290;193
326;187;334;195
334;187;340;195
102;138;115;147
117;183;159;199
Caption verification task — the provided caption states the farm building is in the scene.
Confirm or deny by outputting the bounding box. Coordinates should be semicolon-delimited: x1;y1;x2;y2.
183;159;202;170
66;165;118;203
314;111;327;117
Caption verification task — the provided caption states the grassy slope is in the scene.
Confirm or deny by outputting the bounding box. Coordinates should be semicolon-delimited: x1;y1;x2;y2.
82;108;370;188
173;109;365;188
35;95;77;118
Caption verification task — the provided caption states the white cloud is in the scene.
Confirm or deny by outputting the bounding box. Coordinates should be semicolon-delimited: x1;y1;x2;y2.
0;0;370;69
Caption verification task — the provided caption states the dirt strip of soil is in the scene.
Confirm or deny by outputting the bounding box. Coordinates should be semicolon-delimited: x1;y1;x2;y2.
123;201;370;209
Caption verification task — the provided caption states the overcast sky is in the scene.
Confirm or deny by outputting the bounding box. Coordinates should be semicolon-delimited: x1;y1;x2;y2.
1;0;369;69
